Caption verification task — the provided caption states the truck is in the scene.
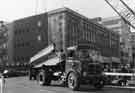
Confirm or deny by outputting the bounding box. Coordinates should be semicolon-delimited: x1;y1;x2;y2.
28;44;105;90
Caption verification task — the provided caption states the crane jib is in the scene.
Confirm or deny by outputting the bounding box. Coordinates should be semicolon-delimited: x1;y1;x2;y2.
105;0;135;29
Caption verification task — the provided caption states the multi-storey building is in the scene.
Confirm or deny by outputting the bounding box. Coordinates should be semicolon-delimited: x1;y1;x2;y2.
8;8;120;67
93;16;131;65
129;32;135;67
8;13;48;66
0;21;8;70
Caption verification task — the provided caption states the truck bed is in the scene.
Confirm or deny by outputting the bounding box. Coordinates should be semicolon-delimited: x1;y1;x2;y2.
34;56;62;68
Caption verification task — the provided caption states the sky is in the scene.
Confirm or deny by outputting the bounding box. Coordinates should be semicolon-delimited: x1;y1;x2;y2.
0;0;119;22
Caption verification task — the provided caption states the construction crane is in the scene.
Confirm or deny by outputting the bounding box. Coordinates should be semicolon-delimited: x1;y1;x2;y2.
105;0;135;29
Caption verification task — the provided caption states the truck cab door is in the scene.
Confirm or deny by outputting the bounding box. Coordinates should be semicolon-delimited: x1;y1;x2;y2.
65;50;81;74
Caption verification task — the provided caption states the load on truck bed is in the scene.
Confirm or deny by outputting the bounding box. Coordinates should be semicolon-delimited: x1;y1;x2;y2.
29;44;65;80
30;44;65;67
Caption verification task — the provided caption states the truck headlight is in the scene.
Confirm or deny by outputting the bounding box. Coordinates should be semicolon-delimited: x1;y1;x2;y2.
53;72;62;76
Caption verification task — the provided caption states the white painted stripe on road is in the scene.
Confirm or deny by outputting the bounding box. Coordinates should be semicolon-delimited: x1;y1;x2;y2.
105;85;135;89
40;89;55;93
21;84;55;93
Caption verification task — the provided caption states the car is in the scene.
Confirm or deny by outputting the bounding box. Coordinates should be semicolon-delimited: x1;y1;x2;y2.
126;75;135;86
104;72;132;86
3;69;19;78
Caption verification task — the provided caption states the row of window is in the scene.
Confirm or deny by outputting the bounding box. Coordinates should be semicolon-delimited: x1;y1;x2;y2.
0;43;7;49
14;56;29;61
14;27;30;35
120;51;129;57
15;42;30;48
66;13;120;57
1;55;8;60
68;18;119;49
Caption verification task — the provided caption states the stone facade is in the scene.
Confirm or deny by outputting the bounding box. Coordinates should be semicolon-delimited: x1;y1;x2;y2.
93;16;132;65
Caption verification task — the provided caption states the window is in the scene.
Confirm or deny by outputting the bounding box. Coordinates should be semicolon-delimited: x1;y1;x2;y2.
37;20;42;27
15;30;17;34
59;15;63;20
67;50;75;57
3;55;8;60
59;27;62;32
37;35;41;41
4;33;8;37
59;22;62;26
27;29;29;32
78;50;89;58
2;43;7;48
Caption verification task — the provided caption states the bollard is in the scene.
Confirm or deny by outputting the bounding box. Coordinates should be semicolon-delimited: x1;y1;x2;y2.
1;75;5;93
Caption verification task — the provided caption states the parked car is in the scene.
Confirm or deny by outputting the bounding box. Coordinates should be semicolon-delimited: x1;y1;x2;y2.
3;69;20;78
104;72;132;86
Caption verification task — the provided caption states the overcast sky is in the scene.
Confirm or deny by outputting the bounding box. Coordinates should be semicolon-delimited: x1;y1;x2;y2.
0;0;119;22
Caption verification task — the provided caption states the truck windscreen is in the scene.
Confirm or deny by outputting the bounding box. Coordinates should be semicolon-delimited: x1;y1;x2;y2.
78;50;89;58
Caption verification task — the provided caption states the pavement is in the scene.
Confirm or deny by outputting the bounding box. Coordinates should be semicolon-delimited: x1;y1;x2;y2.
0;76;135;93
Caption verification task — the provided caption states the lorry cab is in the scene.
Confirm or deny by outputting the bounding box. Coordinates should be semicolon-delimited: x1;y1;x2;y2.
65;45;105;90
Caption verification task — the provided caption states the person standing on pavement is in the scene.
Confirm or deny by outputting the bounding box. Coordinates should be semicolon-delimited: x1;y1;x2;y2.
121;66;129;86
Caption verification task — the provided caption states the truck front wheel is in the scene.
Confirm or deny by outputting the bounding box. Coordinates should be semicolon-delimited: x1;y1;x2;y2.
38;70;51;86
67;72;80;90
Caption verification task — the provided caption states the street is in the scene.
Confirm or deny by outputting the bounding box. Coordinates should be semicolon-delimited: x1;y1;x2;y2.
1;76;135;93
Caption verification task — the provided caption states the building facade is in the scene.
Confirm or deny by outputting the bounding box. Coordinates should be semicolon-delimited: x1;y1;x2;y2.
0;21;8;70
94;16;131;65
8;13;48;66
129;32;135;67
48;8;120;64
8;8;120;66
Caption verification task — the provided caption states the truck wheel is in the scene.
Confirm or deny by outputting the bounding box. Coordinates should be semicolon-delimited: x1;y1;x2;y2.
67;72;80;90
38;70;51;86
94;80;104;89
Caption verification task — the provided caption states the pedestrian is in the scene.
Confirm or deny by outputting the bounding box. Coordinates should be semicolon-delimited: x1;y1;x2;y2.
121;66;129;73
121;66;129;86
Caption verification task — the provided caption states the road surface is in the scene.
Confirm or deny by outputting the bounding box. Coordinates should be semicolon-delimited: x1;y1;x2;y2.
1;76;135;93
